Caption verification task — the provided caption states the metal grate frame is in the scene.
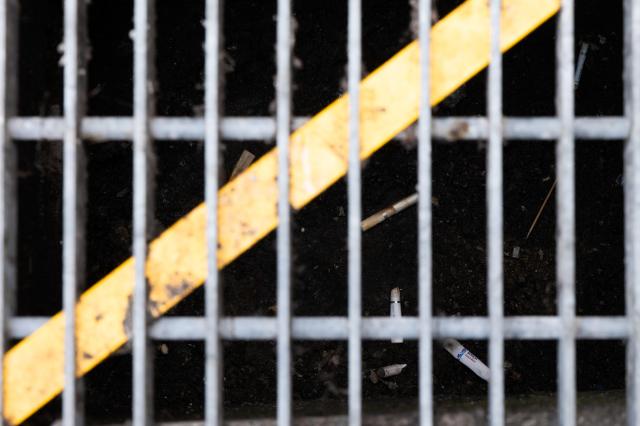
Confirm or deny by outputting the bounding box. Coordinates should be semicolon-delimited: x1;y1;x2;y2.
0;0;639;425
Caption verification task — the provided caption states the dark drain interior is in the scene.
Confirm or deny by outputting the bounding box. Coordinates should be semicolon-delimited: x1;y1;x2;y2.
14;0;626;424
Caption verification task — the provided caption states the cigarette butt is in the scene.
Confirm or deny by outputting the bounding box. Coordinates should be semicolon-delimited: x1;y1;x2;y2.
362;193;418;231
375;363;407;379
391;193;419;211
361;206;394;231
390;287;403;344
442;338;490;382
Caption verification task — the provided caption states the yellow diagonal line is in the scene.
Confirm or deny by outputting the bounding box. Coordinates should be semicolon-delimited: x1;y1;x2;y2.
4;0;559;423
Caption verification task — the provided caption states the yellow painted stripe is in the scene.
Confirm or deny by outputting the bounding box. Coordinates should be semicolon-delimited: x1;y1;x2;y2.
4;0;559;423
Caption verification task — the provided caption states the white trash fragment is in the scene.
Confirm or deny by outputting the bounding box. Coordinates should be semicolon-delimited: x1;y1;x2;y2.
390;287;403;344
512;246;520;259
442;338;490;382
574;42;589;89
377;363;407;379
383;380;399;390
369;363;407;384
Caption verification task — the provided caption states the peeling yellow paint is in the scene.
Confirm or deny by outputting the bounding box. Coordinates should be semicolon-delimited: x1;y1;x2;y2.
4;0;560;423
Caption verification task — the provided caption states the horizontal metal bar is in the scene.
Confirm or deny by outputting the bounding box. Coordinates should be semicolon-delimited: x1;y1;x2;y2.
9;316;629;340
6;117;303;141
6;116;630;142
149;316;628;341
9;317;47;337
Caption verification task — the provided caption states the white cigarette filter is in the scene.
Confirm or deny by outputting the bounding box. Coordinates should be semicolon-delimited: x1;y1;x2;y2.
442;338;490;382
392;193;418;211
390;287;403;343
376;363;407;379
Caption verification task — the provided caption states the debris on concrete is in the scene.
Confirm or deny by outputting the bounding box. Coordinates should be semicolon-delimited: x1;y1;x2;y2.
159;343;169;355
390;287;403;344
368;369;379;384
317;348;342;371
382;381;399;391
94;390;627;425
442;338;490;382
512;246;520;259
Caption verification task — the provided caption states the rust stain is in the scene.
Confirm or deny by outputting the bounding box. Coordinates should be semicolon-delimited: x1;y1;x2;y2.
448;121;470;141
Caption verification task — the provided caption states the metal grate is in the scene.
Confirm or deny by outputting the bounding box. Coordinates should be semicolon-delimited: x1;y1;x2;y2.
0;0;639;426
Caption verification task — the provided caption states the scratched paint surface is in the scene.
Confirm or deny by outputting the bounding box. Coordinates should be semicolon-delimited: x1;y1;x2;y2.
4;0;560;423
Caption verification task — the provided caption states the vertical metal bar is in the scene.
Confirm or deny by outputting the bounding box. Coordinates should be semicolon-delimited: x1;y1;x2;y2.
133;0;155;424
624;0;640;424
63;0;87;423
347;0;362;424
204;0;223;424
276;0;292;424
416;0;433;425
0;0;16;422
556;0;575;425
487;0;504;425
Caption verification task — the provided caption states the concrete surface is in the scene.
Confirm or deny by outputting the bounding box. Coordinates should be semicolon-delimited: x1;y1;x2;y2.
97;391;626;425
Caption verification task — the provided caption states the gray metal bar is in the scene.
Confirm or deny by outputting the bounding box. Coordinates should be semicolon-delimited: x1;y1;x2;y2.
556;1;576;424
62;0;87;422
132;0;155;423
5;116;632;142
7;315;630;340
141;316;630;341
487;0;504;425
431;116;630;142
275;0;292;424
0;0;16;422
204;0;223;424
8;317;48;337
347;0;362;424
416;0;433;425
624;0;640;424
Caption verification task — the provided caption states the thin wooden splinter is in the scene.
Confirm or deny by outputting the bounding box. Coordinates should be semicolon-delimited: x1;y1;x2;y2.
525;178;557;240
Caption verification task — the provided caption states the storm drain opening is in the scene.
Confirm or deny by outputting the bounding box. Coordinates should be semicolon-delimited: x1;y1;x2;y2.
1;0;639;425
